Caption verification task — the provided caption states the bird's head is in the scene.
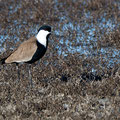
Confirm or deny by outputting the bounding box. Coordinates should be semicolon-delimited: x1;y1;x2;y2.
36;25;51;47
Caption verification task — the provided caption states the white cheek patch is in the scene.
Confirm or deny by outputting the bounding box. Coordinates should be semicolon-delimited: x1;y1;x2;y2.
36;30;50;47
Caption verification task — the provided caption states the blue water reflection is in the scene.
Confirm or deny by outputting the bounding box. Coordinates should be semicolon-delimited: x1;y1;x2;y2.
0;0;119;69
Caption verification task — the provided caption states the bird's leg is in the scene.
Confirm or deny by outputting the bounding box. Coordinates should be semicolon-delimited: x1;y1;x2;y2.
28;64;33;87
16;63;20;83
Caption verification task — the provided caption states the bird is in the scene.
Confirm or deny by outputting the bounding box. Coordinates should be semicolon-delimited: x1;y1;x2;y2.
0;25;51;86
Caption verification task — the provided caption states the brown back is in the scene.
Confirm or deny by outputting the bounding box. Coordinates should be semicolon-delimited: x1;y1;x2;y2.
5;37;37;63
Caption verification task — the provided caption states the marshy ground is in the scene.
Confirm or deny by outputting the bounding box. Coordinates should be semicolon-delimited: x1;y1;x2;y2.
0;0;120;119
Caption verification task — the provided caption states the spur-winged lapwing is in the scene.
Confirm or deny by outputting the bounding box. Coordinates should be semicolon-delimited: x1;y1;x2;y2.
0;25;51;86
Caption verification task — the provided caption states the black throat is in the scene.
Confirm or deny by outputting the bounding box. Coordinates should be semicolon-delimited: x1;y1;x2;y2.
26;40;47;64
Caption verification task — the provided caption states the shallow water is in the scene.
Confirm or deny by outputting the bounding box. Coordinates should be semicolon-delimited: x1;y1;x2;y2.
0;0;120;69
54;12;120;68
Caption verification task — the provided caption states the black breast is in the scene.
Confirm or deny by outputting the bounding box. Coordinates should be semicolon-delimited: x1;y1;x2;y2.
26;41;47;64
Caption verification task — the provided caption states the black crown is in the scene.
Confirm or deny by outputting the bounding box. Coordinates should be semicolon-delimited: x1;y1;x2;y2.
38;25;51;32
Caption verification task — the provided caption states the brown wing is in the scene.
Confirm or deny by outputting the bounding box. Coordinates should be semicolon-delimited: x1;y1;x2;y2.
5;37;37;63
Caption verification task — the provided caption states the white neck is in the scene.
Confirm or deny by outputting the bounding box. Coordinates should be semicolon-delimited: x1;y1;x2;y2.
36;30;50;47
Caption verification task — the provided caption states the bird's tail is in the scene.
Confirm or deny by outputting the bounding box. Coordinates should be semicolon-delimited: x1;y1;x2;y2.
0;58;6;65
